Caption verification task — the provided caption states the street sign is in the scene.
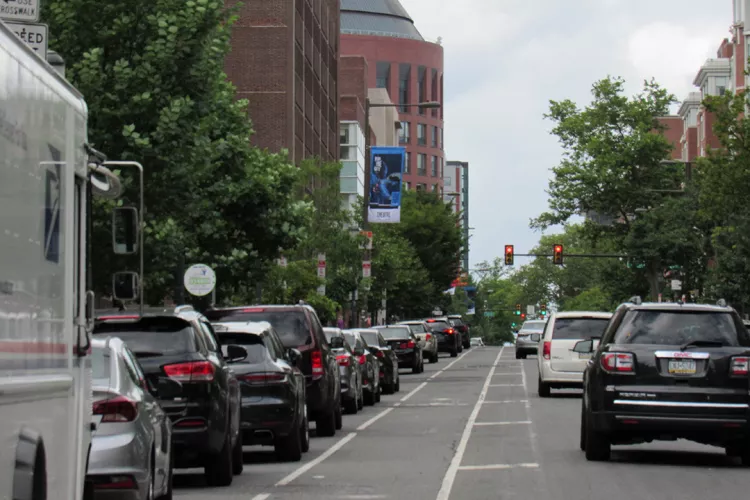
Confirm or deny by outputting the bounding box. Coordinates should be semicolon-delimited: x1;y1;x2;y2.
362;261;372;278
317;284;326;296
527;305;535;316
483;311;495;318
671;279;682;291
0;0;40;22
432;308;442;317
6;21;47;60
183;264;216;297
317;253;326;279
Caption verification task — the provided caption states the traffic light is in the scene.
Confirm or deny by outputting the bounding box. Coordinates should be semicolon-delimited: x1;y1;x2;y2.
521;313;526;320
553;244;564;265
540;303;547;316
504;245;514;266
515;303;521;316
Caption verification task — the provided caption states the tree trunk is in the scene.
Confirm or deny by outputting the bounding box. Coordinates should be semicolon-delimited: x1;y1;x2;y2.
647;262;661;301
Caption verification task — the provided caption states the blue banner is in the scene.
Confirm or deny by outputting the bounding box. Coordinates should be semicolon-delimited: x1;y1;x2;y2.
368;146;405;224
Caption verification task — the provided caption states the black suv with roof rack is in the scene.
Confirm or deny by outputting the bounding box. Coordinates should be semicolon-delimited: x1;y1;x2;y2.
579;297;750;464
204;305;342;437
93;306;244;486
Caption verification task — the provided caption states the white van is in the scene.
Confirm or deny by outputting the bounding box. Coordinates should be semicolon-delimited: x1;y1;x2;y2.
537;311;612;397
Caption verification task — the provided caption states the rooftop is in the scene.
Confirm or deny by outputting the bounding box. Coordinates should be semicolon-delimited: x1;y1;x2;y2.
341;0;423;41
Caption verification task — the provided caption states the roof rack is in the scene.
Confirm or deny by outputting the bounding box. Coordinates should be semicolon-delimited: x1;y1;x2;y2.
628;296;642;305
717;299;728;307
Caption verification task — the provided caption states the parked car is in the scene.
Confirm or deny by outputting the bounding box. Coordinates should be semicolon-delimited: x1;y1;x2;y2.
447;314;471;349
375;325;424;373
355;329;400;394
425;318;460;357
538;311;612;397
94;307;244;487
515;319;546;359
211;321;309;462
87;337;177;500
205;305;342;436
343;330;381;405
324;327;364;414
399;320;439;363
580;298;750;463
470;337;485;347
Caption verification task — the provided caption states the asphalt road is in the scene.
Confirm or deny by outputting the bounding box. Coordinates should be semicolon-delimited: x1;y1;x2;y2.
174;346;750;500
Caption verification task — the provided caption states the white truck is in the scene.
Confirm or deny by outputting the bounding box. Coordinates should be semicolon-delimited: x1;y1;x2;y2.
0;20;123;500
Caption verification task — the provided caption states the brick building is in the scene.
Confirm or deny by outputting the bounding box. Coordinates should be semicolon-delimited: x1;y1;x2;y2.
340;0;445;193
224;0;340;164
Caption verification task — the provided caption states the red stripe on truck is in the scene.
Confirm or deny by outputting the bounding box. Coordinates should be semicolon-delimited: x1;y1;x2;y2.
0;341;67;354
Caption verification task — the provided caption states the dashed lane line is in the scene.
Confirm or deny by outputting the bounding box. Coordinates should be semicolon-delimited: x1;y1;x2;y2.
473;420;531;426
275;432;357;486
457;463;539;471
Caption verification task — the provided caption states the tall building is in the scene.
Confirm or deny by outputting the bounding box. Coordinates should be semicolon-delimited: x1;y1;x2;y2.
224;0;340;164
340;0;445;193
445;161;469;271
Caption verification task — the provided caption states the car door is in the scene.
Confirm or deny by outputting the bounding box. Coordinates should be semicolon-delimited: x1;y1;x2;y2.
199;320;238;437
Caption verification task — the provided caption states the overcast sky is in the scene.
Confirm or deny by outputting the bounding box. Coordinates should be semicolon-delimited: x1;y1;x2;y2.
400;0;730;271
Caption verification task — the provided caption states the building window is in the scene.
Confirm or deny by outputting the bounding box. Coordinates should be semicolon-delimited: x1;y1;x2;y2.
440;128;444;150
440;157;444;178
416;183;426;191
404;152;411;174
417;124;426;145
417;154;426;176
399;121;410;144
340;125;349;144
404;181;410;191
418;66;427;114
715;76;729;96
431;126;438;147
398;63;411;112
432;184;439;192
431;156;438;176
376;62;391;93
431;69;439;117
340;145;354;160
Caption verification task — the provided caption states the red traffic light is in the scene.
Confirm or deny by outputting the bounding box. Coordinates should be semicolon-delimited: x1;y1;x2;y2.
553;244;564;265
504;245;514;266
505;245;513;254
521;313;526;319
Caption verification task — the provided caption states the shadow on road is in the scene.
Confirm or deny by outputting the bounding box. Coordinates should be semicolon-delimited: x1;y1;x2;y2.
611;448;741;468
547;390;582;399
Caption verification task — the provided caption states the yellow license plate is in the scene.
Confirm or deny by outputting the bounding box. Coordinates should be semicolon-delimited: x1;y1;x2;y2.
668;359;696;374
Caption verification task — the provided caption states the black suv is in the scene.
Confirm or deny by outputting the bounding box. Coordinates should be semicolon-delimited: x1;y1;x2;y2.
579;298;750;464
205;305;342;436
447;315;471;349
94;306;243;486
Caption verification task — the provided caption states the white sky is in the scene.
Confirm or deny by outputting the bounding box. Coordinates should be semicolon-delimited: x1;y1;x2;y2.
400;0;730;270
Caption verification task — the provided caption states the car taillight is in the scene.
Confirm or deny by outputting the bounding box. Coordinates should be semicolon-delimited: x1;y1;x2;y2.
403;340;415;348
376;350;384;358
601;352;635;373
163;361;215;382
446;328;455;335
358;354;367;365
92;475;138;490
542;341;551;360
730;356;750;376
312;350;324;376
93;396;138;422
425;334;431;341
336;354;351;367
238;373;287;385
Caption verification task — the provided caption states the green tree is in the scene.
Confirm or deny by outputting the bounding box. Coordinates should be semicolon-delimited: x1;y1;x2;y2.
43;0;307;304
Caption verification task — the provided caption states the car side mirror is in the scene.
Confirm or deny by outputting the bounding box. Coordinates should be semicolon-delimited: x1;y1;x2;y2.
572;339;594;353
287;348;302;367
329;337;345;349
112;271;139;301
225;344;248;363
530;334;541;343
154;377;182;399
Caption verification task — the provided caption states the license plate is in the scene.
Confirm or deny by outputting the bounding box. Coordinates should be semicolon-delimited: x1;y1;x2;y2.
578;353;591;360
668;359;696;375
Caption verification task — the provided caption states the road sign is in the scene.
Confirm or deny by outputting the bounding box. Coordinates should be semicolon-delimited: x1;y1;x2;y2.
671;279;682;291
317;253;326;279
362;261;372;278
6;21;47;60
484;311;495;318
317;284;326;296
432;308;442;317
0;0;40;22
527;305;535;316
183;264;216;297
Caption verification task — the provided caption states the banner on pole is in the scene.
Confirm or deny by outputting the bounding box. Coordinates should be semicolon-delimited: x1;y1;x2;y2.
368;146;405;224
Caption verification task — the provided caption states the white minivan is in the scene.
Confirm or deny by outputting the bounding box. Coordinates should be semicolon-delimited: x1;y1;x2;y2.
537;311;613;397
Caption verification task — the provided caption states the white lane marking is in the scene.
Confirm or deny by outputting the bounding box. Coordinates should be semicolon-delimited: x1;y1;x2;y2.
357;408;395;430
400;381;428;402
337;496;389;499
275;432;357;486
436;347;505;500
493;372;521;376
489;383;523;387
458;463;539;471
483;400;528;404
251;494;270;500
519;360;549;494
428;353;469;380
473;420;531;427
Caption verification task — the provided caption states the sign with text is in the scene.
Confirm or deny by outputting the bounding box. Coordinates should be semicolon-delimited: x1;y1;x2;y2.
317;253;326;279
6;21;47;60
183;264;216;297
368;146;404;224
0;0;40;22
362;261;372;278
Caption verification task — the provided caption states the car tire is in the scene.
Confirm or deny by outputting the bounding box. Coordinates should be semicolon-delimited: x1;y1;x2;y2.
300;409;310;453
383;379;394;394
458;344;463;353
412;362;420;374
375;388;381;403
395;376;400;392
231;432;243;475
344;395;358;414
431;351;439;363
537;375;551;398
156;448;173;500
450;348;458;358
364;389;375;406
275;424;303;462
584;408;610;461
205;429;233;487
579;402;587;452
515;352;521;359
316;407;337;437
335;399;343;430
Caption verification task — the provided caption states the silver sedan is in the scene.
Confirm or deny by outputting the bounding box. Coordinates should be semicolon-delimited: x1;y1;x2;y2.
398;321;439;363
87;337;178;499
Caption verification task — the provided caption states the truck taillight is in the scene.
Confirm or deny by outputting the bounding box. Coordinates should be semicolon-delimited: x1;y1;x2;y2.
163;361;215;382
730;356;750;376
312;350;324;376
336;354;351;367
542;341;551;360
93;396;138;422
601;352;634;373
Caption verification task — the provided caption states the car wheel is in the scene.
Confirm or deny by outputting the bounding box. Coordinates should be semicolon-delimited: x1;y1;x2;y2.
431;351;439;363
537;374;551;398
205;429;233;487
412;361;421;374
579;401;587;452
395;376;400;392
300;409;310;453
156;448;173;500
364;389;375;406
335;399;343;430
458;344;463;353
275;426;303;462
316;407;337;437
357;386;364;410
344;394;358;414
375;388;381;403
584;408;611;461
147;459;155;500
231;432;243;475
515;352;521;359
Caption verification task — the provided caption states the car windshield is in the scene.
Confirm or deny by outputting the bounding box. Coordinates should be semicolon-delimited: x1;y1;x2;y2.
360;331;380;346
94;318;199;356
552;318;610;340
206;310;310;347
323;329;340;342
377;327;411;340
425;321;450;332
614;311;748;346
215;333;269;363
521;321;545;332
91;346;111;383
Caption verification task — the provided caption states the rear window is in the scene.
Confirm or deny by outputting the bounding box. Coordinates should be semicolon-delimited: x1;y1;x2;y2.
521;321;545;332
215;333;269;364
343;332;357;347
449;318;464;326
404;323;426;333
91;347;111;382
94;318;199;356
360;332;380;346
206;310;310;347
377;327;411;340
323;329;340;342
614;311;749;346
552;318;610;340
426;321;450;332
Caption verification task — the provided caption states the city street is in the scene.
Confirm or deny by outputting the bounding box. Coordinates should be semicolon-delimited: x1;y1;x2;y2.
173;346;750;500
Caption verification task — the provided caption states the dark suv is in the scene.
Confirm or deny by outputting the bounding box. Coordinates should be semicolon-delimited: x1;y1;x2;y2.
580;298;750;464
447;315;471;349
426;318;460;357
93;306;243;486
205;305;342;436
